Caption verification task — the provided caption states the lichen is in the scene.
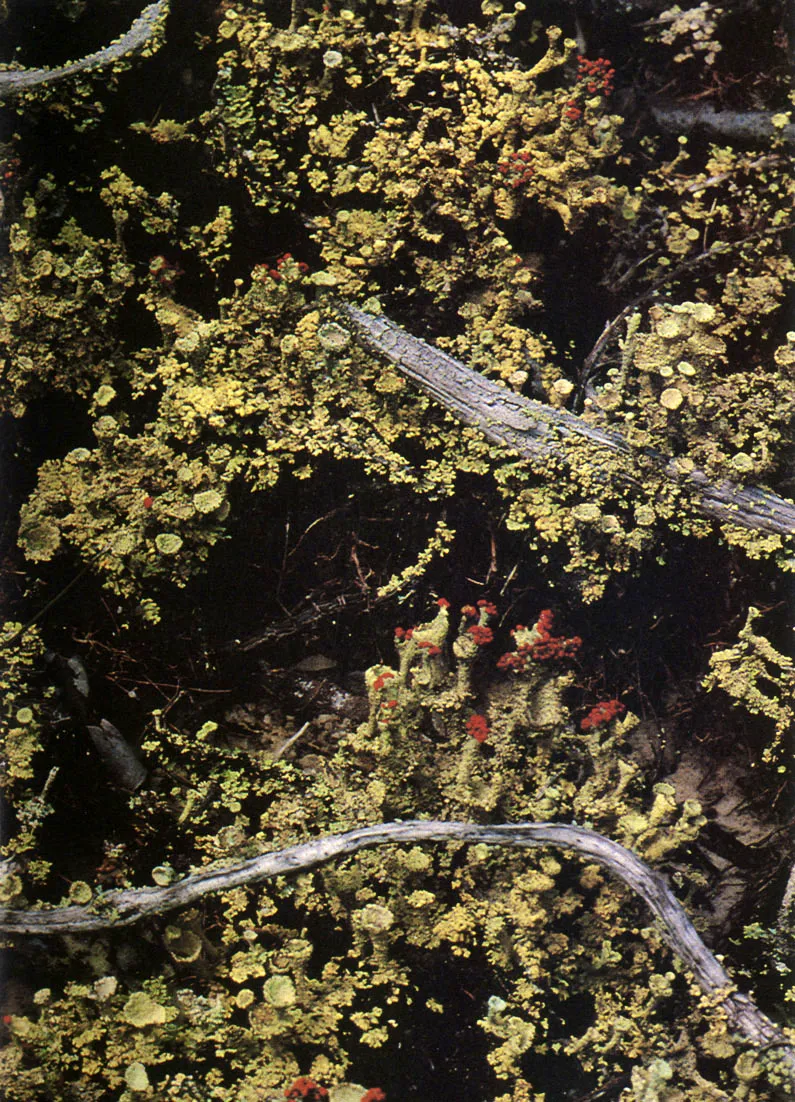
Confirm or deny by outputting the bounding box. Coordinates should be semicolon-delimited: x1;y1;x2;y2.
0;0;792;1098
703;606;794;766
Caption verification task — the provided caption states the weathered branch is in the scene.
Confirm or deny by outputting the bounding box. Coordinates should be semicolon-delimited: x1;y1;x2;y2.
2;818;793;1091
338;303;795;538
0;0;168;98
651;102;795;145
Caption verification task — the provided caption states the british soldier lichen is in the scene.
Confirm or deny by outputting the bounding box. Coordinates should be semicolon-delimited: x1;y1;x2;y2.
0;0;793;1098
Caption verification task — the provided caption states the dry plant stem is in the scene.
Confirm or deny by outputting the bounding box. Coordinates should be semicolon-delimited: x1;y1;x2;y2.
0;0;168;97
2;819;793;1087
339;304;795;537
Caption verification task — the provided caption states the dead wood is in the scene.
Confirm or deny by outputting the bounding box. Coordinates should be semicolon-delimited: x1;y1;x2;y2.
1;819;793;1093
338;303;795;539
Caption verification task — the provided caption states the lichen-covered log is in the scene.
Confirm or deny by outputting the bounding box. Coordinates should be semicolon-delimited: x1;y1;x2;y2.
339;303;795;538
0;0;168;97
2;819;793;1094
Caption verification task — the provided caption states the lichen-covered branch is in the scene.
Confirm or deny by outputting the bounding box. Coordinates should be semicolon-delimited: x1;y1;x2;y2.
2;818;793;1090
651;102;795;145
339;303;795;537
0;0;168;97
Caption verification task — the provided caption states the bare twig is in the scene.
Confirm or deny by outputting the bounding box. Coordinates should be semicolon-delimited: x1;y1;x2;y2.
0;0;168;98
1;818;793;1092
339;303;795;538
651;102;795;145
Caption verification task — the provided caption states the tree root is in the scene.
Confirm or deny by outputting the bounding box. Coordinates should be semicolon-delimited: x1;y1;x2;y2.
2;819;794;1093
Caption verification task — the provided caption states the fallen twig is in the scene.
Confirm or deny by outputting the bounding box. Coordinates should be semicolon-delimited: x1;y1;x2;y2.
651;102;795;145
338;303;795;538
1;818;793;1092
0;0;168;97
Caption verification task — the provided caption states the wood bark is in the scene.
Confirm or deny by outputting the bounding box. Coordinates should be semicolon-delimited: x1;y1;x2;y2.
338;303;795;539
2;819;794;1093
0;0;167;97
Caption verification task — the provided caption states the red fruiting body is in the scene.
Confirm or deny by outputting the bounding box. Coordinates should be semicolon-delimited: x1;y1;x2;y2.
580;699;625;732
436;597;451;608
285;1078;329;1102
254;254;309;283
461;604;478;619
576;56;615;97
466;714;490;742
372;671;395;692
361;1091;386;1102
467;624;494;646
143;495;154;509
498;610;580;671
477;599;498;615
497;149;535;189
383;699;398;709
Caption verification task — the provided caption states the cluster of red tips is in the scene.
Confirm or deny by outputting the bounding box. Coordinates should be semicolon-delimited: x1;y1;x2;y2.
285;1079;329;1102
436;597;451;608
564;100;583;121
576;55;615;96
285;1080;384;1102
372;670;395;692
497;610;581;671
143;495;154;509
417;640;443;656
477;598;498;616
382;699;398;710
394;626;414;641
467;624;494;646
496;149;535;189
466;714;490;743
254;252;310;283
580;699;625;732
2;156;20;182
